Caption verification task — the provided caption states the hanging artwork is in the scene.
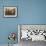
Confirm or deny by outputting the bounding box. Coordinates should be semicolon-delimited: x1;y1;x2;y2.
4;6;17;17
18;25;46;41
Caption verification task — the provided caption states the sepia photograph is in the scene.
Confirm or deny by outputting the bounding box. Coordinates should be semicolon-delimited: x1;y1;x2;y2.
4;7;17;17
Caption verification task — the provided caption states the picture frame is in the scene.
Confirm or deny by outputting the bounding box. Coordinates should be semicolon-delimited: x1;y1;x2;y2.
18;24;46;42
4;6;17;17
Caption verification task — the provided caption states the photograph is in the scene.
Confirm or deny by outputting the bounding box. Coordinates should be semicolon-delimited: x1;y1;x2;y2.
4;7;17;17
18;25;46;41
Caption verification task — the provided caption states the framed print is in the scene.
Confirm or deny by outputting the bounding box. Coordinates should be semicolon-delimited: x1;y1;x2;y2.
4;6;17;17
18;24;46;42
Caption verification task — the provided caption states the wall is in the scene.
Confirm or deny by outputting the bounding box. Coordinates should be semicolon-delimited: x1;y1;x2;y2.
0;0;46;44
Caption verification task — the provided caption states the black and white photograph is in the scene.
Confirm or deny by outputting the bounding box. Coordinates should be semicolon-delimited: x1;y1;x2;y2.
18;25;46;46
